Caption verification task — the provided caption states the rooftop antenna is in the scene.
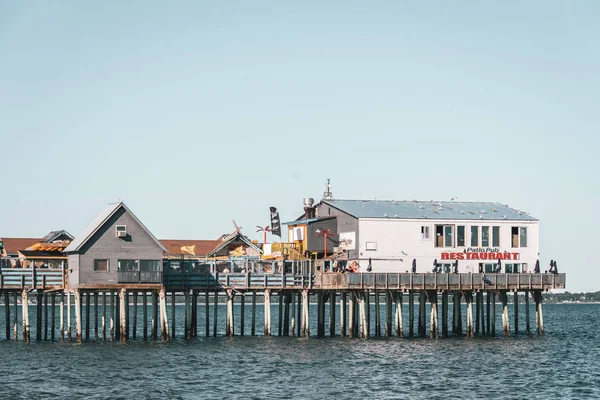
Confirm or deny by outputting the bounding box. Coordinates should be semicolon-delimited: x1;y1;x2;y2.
323;178;333;200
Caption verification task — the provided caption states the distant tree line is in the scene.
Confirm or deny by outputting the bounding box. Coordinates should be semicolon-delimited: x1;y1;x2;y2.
543;291;600;303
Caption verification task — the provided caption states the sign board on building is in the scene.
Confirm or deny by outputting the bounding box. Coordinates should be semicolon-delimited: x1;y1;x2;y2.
338;231;356;251
441;248;520;260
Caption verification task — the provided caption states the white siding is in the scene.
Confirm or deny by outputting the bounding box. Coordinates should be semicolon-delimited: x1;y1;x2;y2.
357;218;539;273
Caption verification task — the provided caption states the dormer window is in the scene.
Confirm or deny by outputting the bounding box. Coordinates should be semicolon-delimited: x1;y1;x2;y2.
116;225;127;238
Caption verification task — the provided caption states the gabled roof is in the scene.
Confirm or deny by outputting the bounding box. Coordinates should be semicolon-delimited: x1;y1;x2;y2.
208;230;262;257
323;199;538;221
40;230;74;243
160;239;222;257
64;202;167;253
0;238;41;256
282;216;336;225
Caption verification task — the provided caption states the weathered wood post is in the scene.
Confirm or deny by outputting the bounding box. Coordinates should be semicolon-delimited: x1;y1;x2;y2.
278;292;284;337
429;291;438;339
408;291;414;337
159;288;169;341
240;292;245;337
226;289;234;337
4;291;10;340
513;291;519;335
485;292;491;335
67;291;72;341
22;288;29;342
74;289;82;342
192;290;198;338
340;291;347;337
358;292;367;338
185;290;191;339
525;291;531;335
490;291;496;336
465;292;473;337
264;289;271;336
205;291;210;337
385;291;393;337
132;292;137;340
291;292;296;337
36;290;42;341
302;289;309;337
296;291;302;337
51;293;55;341
535;291;544;335
395;291;403;337
151;291;157;341
316;292;324;338
441;291;448;338
418;291;427;338
14;292;19;341
329;290;336;337
501;291;510;335
213;289;218;337
102;291;106;341
110;290;115;341
251;291;256;336
475;292;481;336
348;291;355;338
43;289;49;341
84;292;90;341
59;292;64;341
480;292;486;336
374;290;380;337
119;289;126;341
94;292;99;341
171;291;176;340
353;295;359;338
364;291;370;337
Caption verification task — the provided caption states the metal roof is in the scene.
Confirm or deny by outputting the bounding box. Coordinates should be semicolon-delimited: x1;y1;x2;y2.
64;202;167;253
282;216;336;225
323;200;538;221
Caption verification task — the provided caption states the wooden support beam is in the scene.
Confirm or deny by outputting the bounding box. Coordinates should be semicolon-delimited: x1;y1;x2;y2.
132;292;137;340
278;292;284;337
192;290;197;338
329;290;335;338
490;291;496;336
171;291;176;340
408;291;414;337
226;289;234;337
395;291;403;338
240;292;245;337
74;289;82;343
205;291;210;338
36;290;42;341
119;288;126;341
102;292;106;341
317;292;323;338
486;292;491;336
475;292;481;336
22;288;29;342
290;292;296;337
94;292;99;341
51;293;55;342
364;291;370;337
14;292;19;341
502;291;510;335
374;290;380;337
525;291;531;335
151;291;157;341
143;291;147;340
441;291;448;338
418;291;426;338
296;291;301;337
386;291;393;337
340;292;346;337
4;292;10;340
301;289;309;337
159;288;169;341
264;289;271;336
251;291;256;337
111;290;116;341
514;292;519;335
85;292;90;341
348;291;354;338
358;292;367;338
283;292;290;337
465;292;473;337
213;289;218;337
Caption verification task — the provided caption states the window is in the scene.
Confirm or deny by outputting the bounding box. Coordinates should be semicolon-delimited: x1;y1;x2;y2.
481;226;490;247
116;225;127;237
471;226;479;247
484;263;495;273
94;259;109;272
435;225;454;247
140;260;160;271
512;227;528;248
492;226;500;247
365;242;377;251
457;226;465;247
421;226;430;240
118;259;139;271
520;227;528;248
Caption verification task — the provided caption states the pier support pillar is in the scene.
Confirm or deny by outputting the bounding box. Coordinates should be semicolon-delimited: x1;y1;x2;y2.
534;291;544;335
442;291;448;338
14;292;18;341
385;291;392;337
501;291;510;336
159;288;169;341
59;292;64;341
264;289;271;336
22;288;30;342
491;292;496;336
525;291;531;335
251;291;257;336
348;291;355;338
395;291;403;338
119;288;126;341
475;292;481;336
74;289;82;342
240;292;246;337
486;292;491;336
418;291;426;338
374;290;380;337
329;291;336;337
340;292;346;337
514;292;519;335
358;292;367;338
465;292;473;337
429;291;438;339
226;289;234;337
301;289;309;337
408;291;414;337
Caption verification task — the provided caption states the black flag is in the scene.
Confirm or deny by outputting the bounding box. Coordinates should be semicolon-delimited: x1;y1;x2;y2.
270;207;281;237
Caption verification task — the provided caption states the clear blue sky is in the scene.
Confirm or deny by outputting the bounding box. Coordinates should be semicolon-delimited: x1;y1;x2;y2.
1;1;598;291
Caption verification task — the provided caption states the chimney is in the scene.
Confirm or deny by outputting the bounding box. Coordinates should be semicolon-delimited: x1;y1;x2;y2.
303;198;315;219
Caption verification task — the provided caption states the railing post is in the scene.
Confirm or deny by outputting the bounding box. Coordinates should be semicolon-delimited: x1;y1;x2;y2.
32;263;36;289
61;260;66;288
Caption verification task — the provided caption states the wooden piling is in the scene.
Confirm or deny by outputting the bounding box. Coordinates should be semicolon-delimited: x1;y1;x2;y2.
264;289;271;336
185;290;191;339
348;291;355;338
480;292;486;336
296;291;302;337
340;292;346;337
408;291;414;337
394;291;403;337
525;291;531;335
353;295;359;338
36;290;42;341
226;289;234;337
502;291;510;335
374;290;380;337
329;290;335;337
485;292;491;335
111;290;116;341
85;292;90;341
290;292;296;337
465;292;473;337
159;288;169;341
278;292;284;336
475;292;481;336
94;292;99;341
385;291;392;337
316;292;324;337
213;289;218;337
51;293;55;341
59;292;64;341
205;291;210;337
4;291;10;340
441;291;448;338
151;291;157;341
171;291;176;340
132;292;137;340
514;292;519;335
535;291;544;335
251;291;256;336
364;291;370;337
240;292;245;336
74;289;82;342
102;291;106;341
490;291;496;336
302;290;309;337
358;292;367;338
192;290;198;338
14;292;19;341
22;288;29;342
418;291;426;338
119;289;126;341
43;291;48;341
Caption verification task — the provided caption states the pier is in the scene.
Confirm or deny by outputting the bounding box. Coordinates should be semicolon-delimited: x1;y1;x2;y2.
0;265;565;342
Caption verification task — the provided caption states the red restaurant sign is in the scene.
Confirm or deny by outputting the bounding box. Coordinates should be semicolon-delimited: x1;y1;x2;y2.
441;251;520;260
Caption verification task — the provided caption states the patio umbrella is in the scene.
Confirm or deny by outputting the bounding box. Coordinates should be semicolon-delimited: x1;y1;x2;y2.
534;259;540;273
453;259;458;274
367;257;372;272
549;259;554;273
432;258;438;273
496;258;502;273
412;258;416;273
553;260;558;274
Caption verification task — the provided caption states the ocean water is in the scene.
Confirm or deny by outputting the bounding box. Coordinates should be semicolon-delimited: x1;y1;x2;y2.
0;302;598;399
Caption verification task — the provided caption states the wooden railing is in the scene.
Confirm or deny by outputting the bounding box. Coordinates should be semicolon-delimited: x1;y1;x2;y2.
117;271;162;284
0;267;65;289
163;272;312;289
